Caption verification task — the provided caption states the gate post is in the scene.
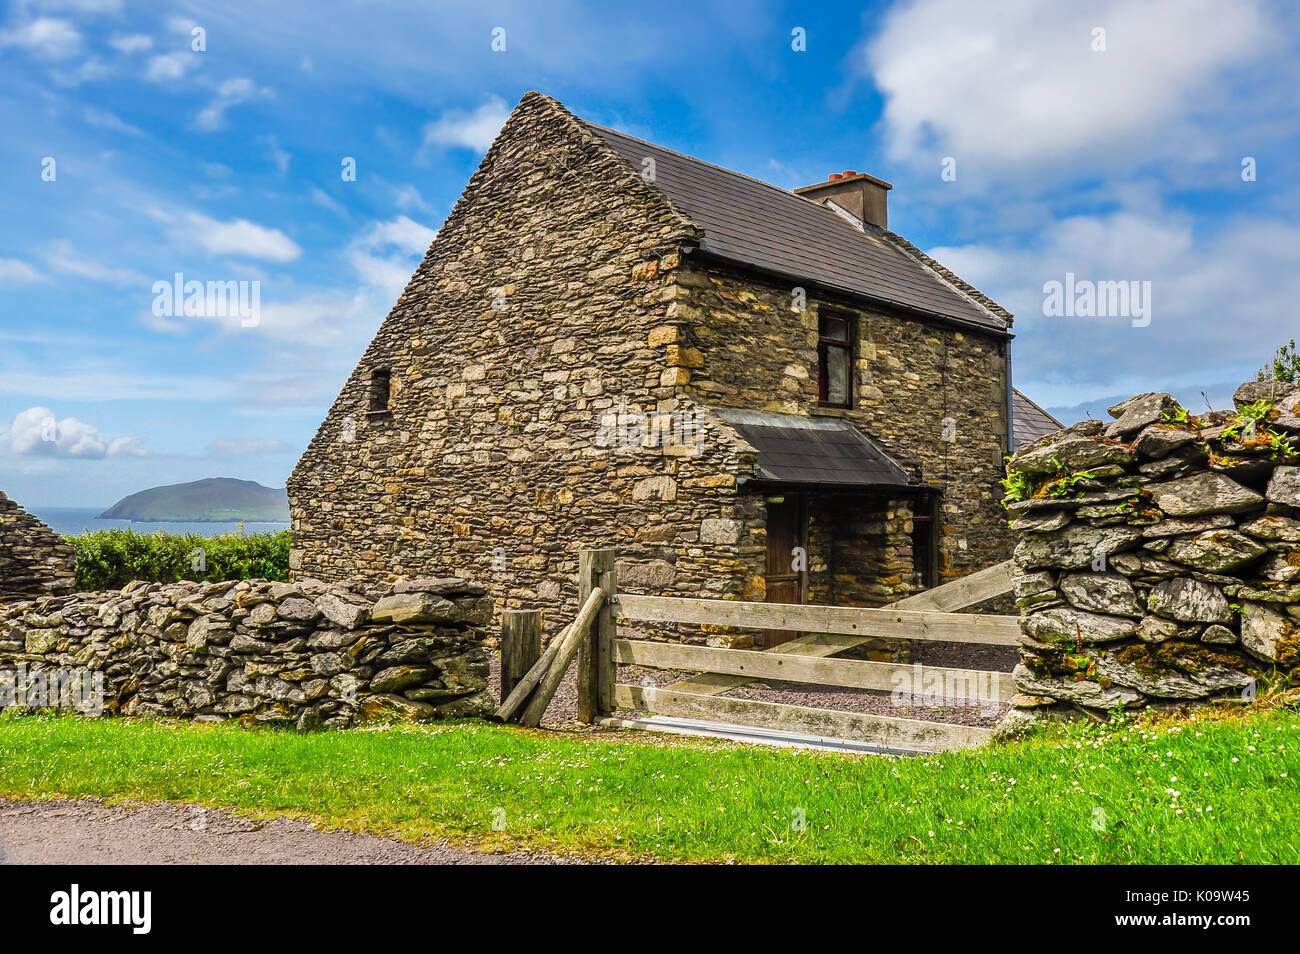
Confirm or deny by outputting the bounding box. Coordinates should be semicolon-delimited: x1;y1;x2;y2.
500;609;542;706
577;549;617;723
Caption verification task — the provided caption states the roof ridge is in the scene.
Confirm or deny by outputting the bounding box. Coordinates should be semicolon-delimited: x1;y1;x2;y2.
876;226;1014;327
529;96;699;237
581;119;875;244
579;109;1010;333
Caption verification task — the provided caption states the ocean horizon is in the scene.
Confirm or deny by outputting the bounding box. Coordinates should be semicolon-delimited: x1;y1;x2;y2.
30;507;290;538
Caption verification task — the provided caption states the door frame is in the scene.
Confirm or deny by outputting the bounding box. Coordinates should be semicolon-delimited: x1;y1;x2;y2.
762;492;807;647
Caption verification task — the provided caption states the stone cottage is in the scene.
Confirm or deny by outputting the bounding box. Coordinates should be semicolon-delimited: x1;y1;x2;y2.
289;92;1019;646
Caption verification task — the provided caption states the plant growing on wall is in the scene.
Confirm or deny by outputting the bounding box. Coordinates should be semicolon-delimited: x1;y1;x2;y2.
1257;338;1299;385
1000;462;1034;503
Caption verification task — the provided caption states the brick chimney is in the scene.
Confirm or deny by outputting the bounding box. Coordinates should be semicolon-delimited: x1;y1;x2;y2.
794;171;892;229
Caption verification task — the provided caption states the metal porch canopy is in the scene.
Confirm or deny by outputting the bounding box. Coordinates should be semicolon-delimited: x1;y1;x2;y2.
715;408;925;492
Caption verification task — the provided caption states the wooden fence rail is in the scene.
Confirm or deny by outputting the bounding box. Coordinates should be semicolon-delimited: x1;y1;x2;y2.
615;594;1019;645
612;639;1013;703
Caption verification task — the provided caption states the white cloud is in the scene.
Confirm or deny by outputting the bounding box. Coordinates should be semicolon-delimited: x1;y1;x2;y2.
194;77;268;131
182;213;301;262
83;106;141;135
109;33;152;54
165;16;200;36
392;183;433;213
360;216;437;256
347;215;436;300
4;406;145;459
42;239;143;286
930;207;1300;407
863;0;1270;173
145;51;194;83
0;17;82;59
106;435;146;457
0;258;43;283
158;215;432;345
311;188;348;218
265;136;291;174
421;95;509;153
52;55;109;86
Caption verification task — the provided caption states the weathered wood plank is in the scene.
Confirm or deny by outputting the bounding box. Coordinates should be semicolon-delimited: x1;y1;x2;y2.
500;610;542;705
650;561;1018;698
891;560;1015;612
664;633;860;696
577;550;616;723
615;594;1019;644
518;586;606;728
613;684;991;753
495;622;569;723
613;639;1012;702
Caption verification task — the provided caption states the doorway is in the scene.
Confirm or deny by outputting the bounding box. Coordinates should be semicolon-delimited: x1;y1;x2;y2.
763;496;805;648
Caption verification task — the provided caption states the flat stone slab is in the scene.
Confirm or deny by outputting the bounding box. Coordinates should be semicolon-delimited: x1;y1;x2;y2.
1147;472;1264;517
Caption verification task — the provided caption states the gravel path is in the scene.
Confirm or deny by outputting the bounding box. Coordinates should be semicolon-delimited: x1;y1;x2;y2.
716;640;1017;730
0;798;577;865
487;654;682;728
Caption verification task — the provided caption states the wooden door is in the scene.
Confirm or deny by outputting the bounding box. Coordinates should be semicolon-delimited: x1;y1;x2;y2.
763;498;804;648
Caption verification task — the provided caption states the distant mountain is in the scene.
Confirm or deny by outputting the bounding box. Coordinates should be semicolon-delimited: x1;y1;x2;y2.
99;478;289;523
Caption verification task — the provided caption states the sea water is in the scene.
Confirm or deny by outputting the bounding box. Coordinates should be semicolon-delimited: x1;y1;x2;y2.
29;507;289;538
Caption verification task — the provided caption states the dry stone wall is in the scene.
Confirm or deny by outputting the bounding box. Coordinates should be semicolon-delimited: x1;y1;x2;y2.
288;92;739;633
0;576;493;728
0;490;75;601
1005;381;1300;723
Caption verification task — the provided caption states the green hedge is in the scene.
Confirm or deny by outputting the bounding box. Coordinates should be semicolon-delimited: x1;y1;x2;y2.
67;529;291;591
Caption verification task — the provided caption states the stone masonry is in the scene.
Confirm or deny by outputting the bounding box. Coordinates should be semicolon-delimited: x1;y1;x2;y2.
289;92;1014;647
674;261;1011;580
1004;380;1300;724
0;576;493;728
0;490;76;602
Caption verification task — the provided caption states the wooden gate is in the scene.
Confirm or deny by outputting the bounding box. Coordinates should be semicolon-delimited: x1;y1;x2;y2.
497;551;1016;754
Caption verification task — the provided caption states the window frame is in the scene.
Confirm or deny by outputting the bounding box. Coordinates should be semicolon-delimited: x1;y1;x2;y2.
817;308;855;408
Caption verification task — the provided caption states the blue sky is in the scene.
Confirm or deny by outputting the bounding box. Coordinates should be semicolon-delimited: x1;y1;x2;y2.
1;0;1297;507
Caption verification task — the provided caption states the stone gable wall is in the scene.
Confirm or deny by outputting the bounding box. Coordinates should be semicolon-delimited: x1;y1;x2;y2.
0;576;493;728
288;93;771;641
666;261;1013;581
0;490;76;602
1005;381;1300;725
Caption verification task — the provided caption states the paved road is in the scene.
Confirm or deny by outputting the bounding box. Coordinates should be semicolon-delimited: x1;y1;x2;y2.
0;797;573;865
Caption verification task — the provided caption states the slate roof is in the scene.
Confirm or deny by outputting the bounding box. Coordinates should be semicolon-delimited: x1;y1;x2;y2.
1011;388;1065;449
715;409;915;489
585;121;1009;332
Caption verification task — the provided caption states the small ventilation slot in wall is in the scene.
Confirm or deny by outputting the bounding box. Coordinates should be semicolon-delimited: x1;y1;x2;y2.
368;368;391;414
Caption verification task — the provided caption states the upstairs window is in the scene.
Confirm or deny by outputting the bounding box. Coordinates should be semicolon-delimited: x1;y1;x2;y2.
368;368;391;413
817;311;854;407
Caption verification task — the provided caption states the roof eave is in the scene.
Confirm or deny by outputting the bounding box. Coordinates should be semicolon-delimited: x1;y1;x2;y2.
682;246;1013;339
737;476;937;494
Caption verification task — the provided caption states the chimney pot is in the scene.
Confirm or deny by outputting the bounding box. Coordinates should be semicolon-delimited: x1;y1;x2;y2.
794;170;893;229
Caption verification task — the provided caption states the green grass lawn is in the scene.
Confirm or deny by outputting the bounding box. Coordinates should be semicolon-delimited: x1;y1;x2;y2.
0;705;1295;864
